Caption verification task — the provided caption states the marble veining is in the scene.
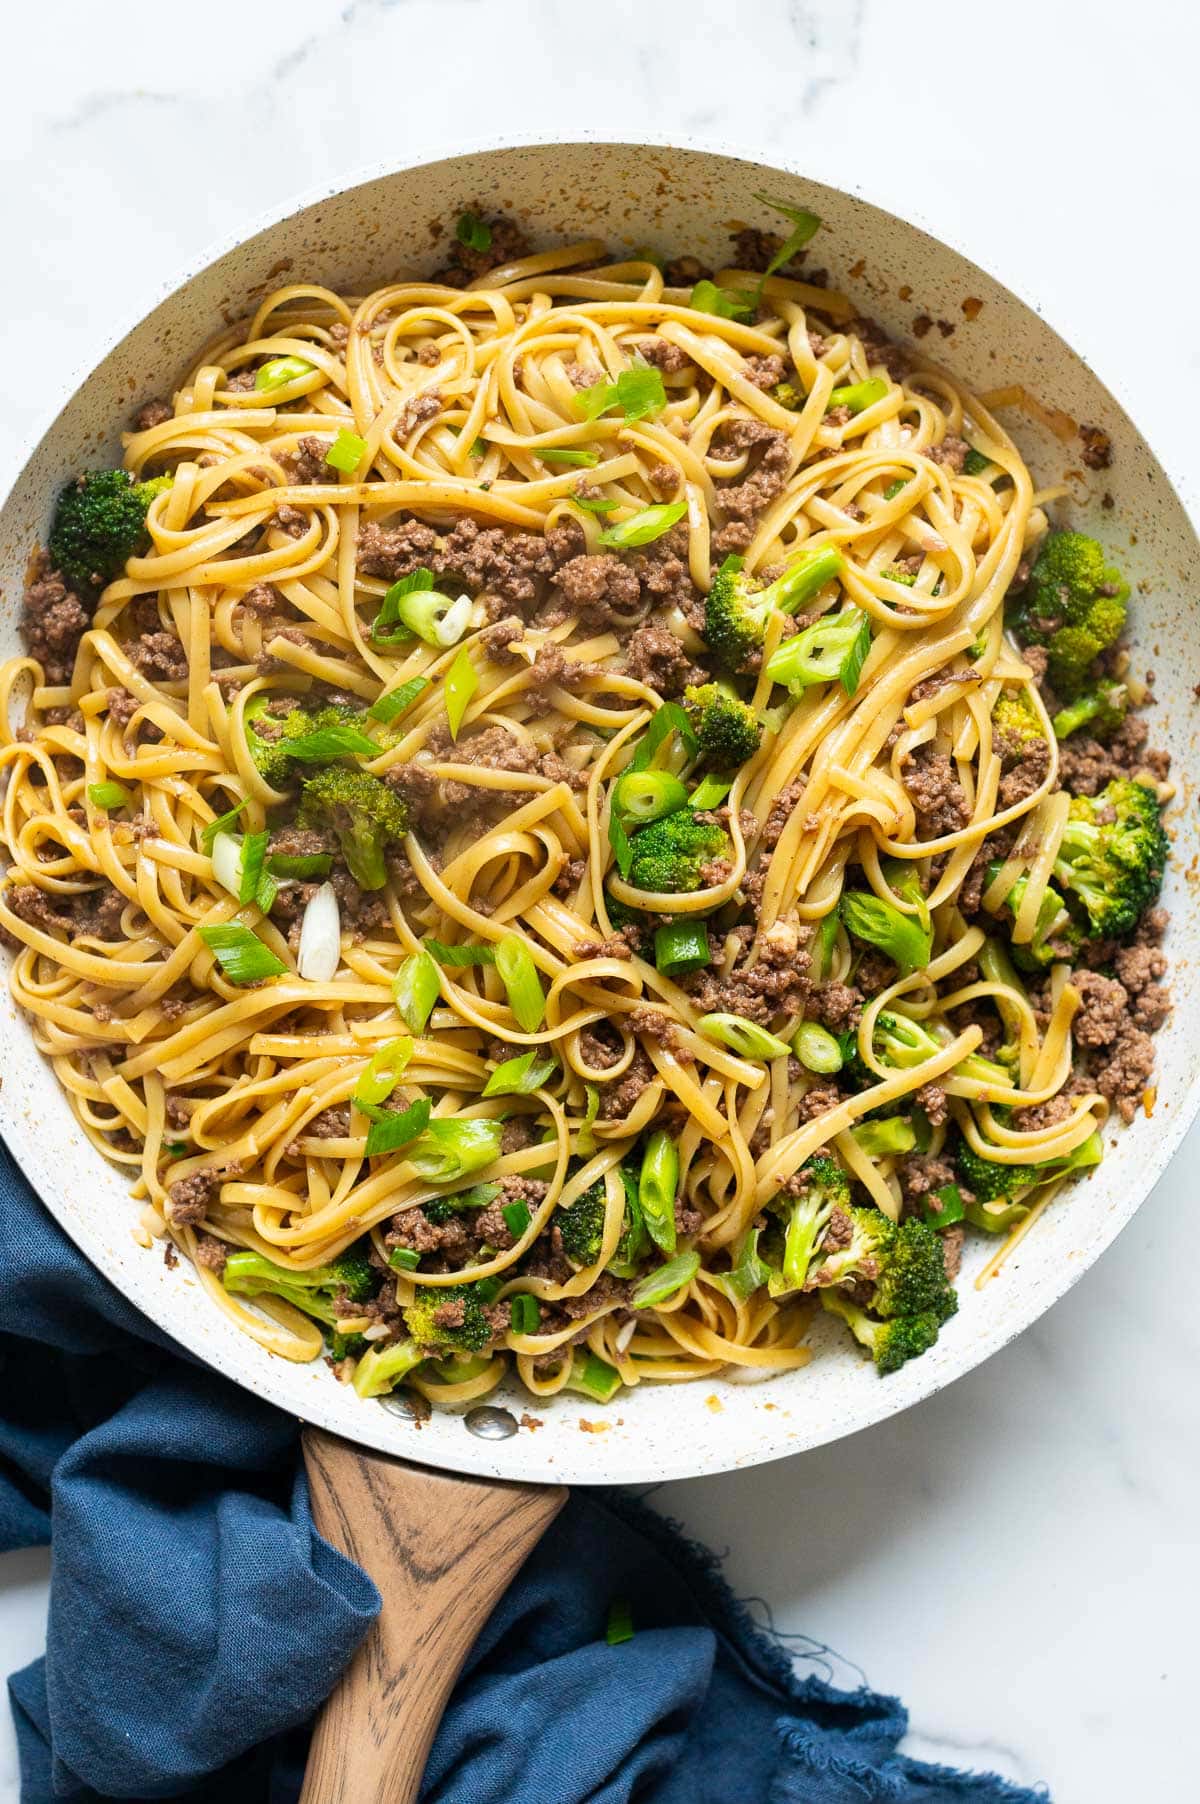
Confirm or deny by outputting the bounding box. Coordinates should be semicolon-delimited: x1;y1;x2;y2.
2;3;1196;1800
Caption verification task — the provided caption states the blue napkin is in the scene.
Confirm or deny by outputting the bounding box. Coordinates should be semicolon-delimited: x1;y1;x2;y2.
0;1139;1047;1803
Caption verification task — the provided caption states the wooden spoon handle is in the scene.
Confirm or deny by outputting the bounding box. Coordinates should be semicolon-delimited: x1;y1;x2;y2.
299;1426;566;1804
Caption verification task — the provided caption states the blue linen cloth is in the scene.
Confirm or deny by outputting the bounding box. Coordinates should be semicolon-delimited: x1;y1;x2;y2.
0;1139;1048;1803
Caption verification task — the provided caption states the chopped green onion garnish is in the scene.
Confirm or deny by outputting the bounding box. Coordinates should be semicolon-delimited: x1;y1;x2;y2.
688;773;732;810
763;607;871;698
713;1227;774;1303
572;493;619;515
840;890;932;975
456;210;492;251
483;1050;557;1096
538;446;600;466
324;429;368;474
575;363;666;424
444;646;477;741
793;1021;844;1075
393;949;441;1031
883;478;908;501
279;722;379;763
697;1013;791;1060
501;1199;532;1240
962;447;992;476
851;1117;917;1158
364;1097;431;1158
353;1036;414;1110
613;769;688;826
197;922;287;985
597;500;687;549
267;851;332;880
752;192;821;284
426;940;496;967
200;798;250;851
689;280;755;320
653;920;710;977
566;1352;623;1404
576;1082;600;1156
921;1182;967;1230
368;676;429;723
408;1118;503;1183
237;830;269;906
389;1246;421;1272
631;1250;700;1309
496;934;545;1032
631;701;698;773
828;378;888;416
510;1292;539;1334
814;911;840;980
87;781;131;811
375;569;471;650
254;356;314;391
638;1130;678;1255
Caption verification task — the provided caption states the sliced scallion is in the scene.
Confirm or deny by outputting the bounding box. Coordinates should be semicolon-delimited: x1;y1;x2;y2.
393;950;441;1031
631;1250;700;1309
793;1021;844;1074
324;429;368;474
697;1013;791;1060
496;934;545;1032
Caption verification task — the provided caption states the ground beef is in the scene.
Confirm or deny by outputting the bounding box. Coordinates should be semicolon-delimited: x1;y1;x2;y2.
902;746;970;839
1071;971;1129;1048
663;255;710;287
1009;1095;1074;1134
356;518;439;581
304;1106;351;1138
712;521;754;557
75;883;126;939
926;435;969;473
713;420;791;522
193;1233;228;1275
622;623;705;698
675;1198;705;1238
899;1153;957;1201
638;336;692;373
623;524;700;618
996;733;1052;809
555;553;641;621
386;1207;469;1256
940;1225;966;1280
855;951;898;996
1055;715;1170;795
851;317;910;381
686;943;811;1026
822;1206;855;1253
552;856;587;899
395;390;441;439
5;885;69;935
107;688;140;726
480;616;526;661
283;435;338;485
433;519;552;609
598;1048;655;1119
134;398;173;430
1088;1023;1156;1122
436;211;530;285
166;1169;220;1227
224;369;258;392
573;932;634;961
20;562;90;685
1079;425;1113;470
915;1082;949;1127
795;1084;841;1125
579;1024;623;1069
130;632;188;681
806;982;862;1033
627;1004;686;1052
759;782;805;853
268;826;335;859
742;353;787;391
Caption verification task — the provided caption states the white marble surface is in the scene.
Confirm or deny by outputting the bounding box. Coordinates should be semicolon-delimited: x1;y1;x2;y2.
2;3;1197;1799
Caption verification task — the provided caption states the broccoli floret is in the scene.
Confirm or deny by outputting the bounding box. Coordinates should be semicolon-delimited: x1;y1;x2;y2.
403;1281;498;1354
986;868;1081;968
48;468;174;591
703;548;843;672
821;1290;943;1375
626;808;731;894
766;1154;852;1296
771;380;805;412
222;1244;378;1324
1008;531;1129;695
352;1338;427;1397
871;1218;958;1324
1052;681;1128;742
955;1130;1103;1221
244;697;371;788
1053;779;1168;936
683;682;763;766
806;1202;895;1290
992;687;1043;747
297;766;409;890
556;1173;646;1273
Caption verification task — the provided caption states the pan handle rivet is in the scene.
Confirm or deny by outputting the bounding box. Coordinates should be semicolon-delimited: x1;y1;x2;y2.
379;1391;431;1423
464;1405;519;1439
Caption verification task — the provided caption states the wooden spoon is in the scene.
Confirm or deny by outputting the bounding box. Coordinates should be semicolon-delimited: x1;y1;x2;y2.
298;1426;567;1804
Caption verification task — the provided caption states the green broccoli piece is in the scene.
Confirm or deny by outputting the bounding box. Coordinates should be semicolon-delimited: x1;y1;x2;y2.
703;548;843;672
821;1290;943;1375
244;697;372;788
986;868;1081;968
626;808;731;894
48;468;174;591
1052;681;1128;742
683;682;763;766
555;1173;647;1273
222;1245;378;1324
1052;779;1168;936
771;381;805;412
297;766;409;890
352;1338;427;1397
766;1154;852;1296
955;1130;1103;1231
1008;530;1129;695
403;1281;499;1354
871;1218;958;1324
806;1202;895;1290
992;687;1043;748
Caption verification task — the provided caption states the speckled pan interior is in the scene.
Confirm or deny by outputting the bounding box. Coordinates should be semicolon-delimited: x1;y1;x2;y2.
1;139;1196;1486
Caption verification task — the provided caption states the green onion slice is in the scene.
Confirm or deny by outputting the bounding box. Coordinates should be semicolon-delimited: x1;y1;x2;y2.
369;676;429;723
280;723;379;762
752;192;822;285
638;1130;679;1255
689;280;755;320
575;1082;601;1156
444;646;477;741
501;1199;532;1240
764;608;871;697
597;500;687;549
569;1352;623;1404
353;1036;414;1110
688;773;732;810
389;1246;421;1272
237;830;270;906
537;446;599;466
496;934;545;1032
510;1292;539;1334
631;700;698;773
483;1049;557;1096
571;493;619;515
200;798;249;850
921;1183;967;1230
254;356;315;391
697;1013;791;1060
426;940;497;967
364;1097;431;1158
613;769;688;826
631;1250;700;1309
456;210;492;251
267;851;333;880
828;378;888;416
408;1118;503;1183
793;1021;844;1075
87;781;131;811
324;429;368;474
653;920;710;977
393;950;441;1032
197;922;287;985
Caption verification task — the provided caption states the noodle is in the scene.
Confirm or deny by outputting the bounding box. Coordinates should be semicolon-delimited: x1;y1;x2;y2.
0;211;1156;1408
